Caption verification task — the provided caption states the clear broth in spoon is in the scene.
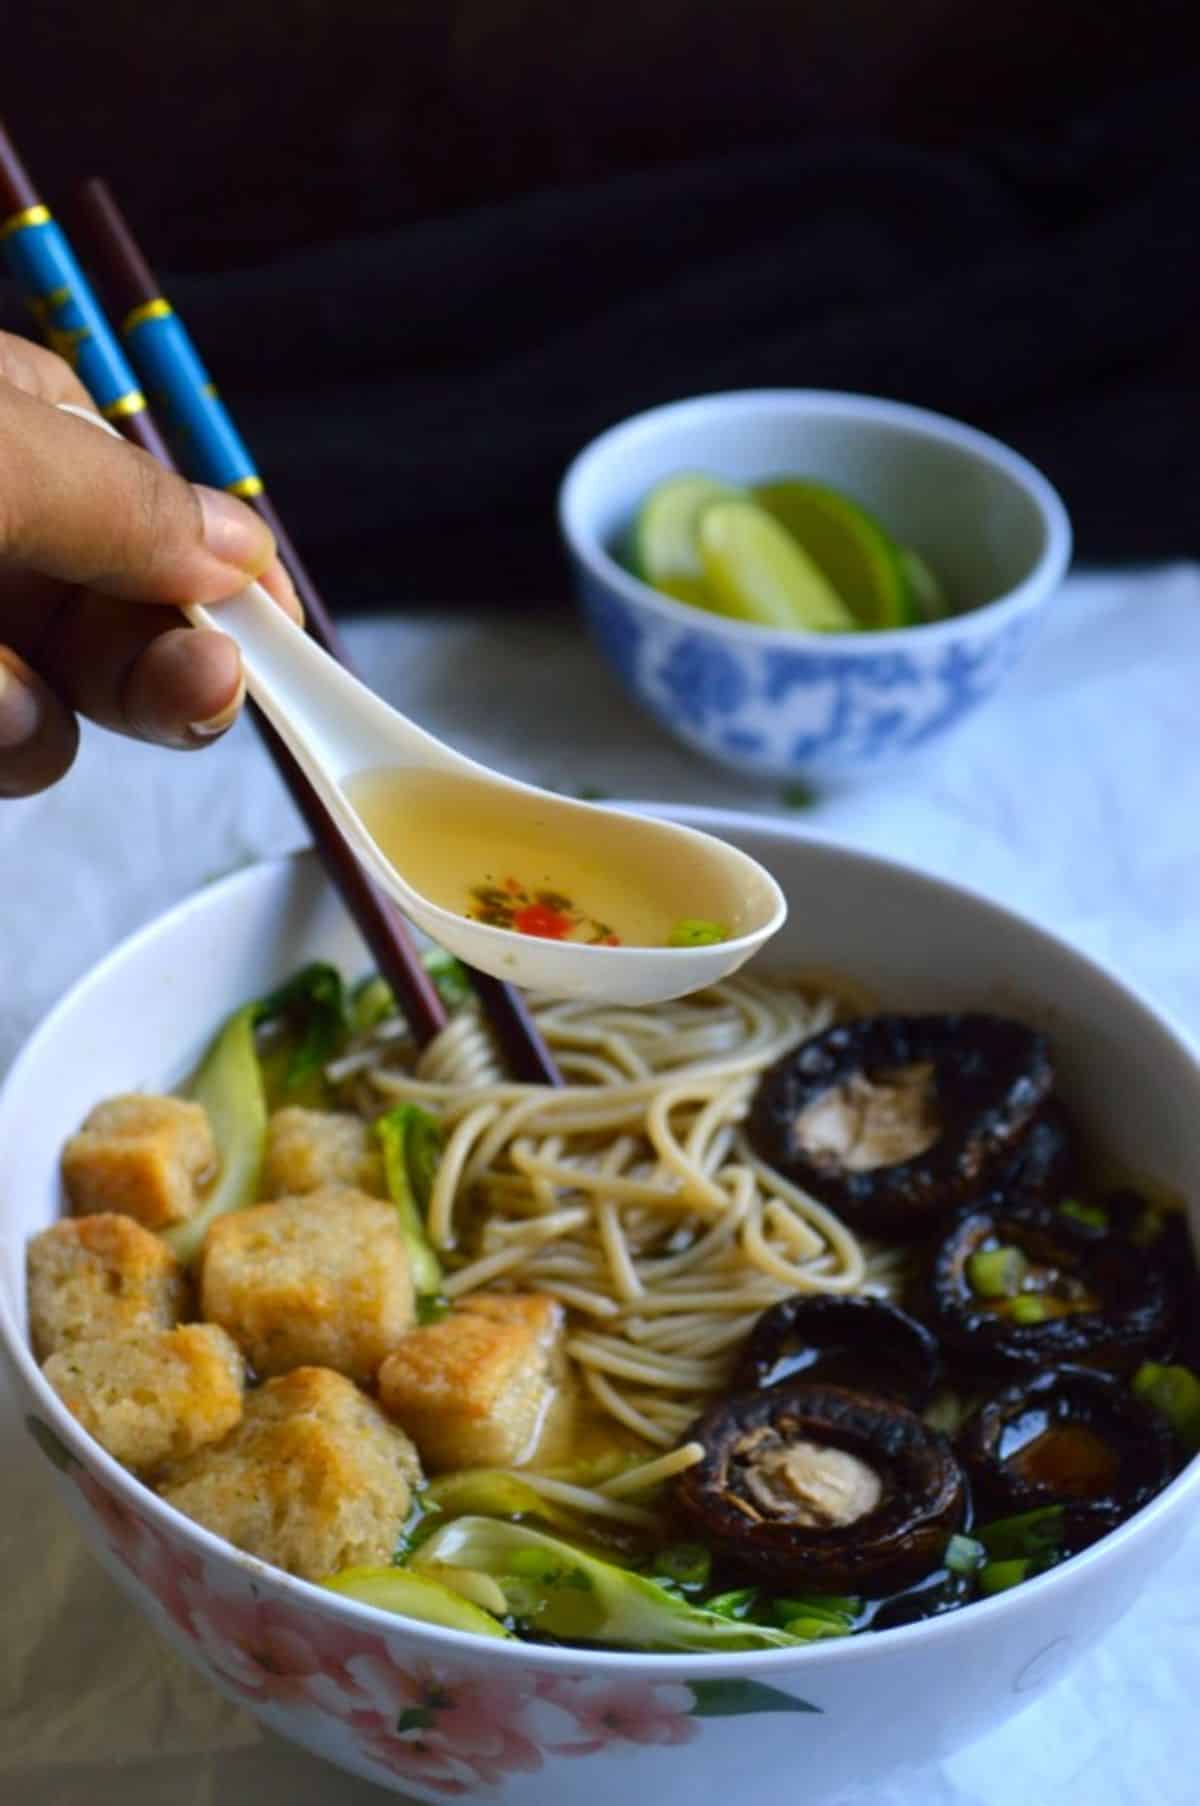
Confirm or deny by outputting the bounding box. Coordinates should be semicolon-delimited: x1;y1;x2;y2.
345;767;739;948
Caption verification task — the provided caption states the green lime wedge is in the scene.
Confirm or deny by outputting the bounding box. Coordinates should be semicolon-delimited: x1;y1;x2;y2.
752;479;913;629
632;473;743;609
697;499;857;631
897;545;954;622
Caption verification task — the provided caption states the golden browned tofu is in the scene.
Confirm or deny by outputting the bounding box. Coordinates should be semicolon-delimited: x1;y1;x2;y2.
26;1212;188;1361
261;1106;383;1200
377;1292;564;1471
61;1094;215;1230
158;1366;421;1579
200;1188;414;1382
43;1324;244;1475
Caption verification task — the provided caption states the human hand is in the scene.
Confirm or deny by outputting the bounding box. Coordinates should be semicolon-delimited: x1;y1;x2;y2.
0;330;301;797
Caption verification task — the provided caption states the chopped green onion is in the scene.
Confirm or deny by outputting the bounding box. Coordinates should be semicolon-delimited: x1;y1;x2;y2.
943;1533;987;1577
1058;1198;1109;1231
768;1594;860;1638
782;1615;853;1641
975;1506;1065;1563
652;1544;712;1590
422;948;473;1011
704;1587;759;1621
1133;1362;1200;1453
1010;1294;1054;1325
668;918;729;949
966;1245;1029;1299
768;1593;860;1625
979;1558;1033;1596
350;974;396;1035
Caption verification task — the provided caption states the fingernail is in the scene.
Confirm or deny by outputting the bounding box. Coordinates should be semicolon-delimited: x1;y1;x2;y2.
196;486;275;577
0;660;41;749
189;665;246;739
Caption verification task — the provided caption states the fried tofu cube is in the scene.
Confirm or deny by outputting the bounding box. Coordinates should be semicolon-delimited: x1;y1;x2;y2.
61;1094;215;1230
43;1323;244;1475
26;1212;188;1361
158;1366;421;1579
261;1106;384;1200
200;1188;414;1382
377;1292;564;1471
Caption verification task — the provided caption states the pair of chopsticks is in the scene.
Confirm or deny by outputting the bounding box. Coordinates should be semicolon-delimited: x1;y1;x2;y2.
0;122;560;1086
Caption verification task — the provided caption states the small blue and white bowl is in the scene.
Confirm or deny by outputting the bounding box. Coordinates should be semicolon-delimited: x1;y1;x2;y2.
559;390;1072;785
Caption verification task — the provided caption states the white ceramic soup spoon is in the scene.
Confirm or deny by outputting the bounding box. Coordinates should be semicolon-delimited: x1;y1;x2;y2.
63;408;785;1005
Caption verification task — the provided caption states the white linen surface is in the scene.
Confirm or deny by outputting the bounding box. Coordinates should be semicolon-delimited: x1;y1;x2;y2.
2;566;1197;1804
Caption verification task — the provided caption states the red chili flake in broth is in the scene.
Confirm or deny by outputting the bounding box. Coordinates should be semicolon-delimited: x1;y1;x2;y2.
467;876;622;944
512;901;572;939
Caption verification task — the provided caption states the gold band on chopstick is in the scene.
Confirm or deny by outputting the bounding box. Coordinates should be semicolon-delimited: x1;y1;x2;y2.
101;389;148;420
226;474;264;498
122;297;173;334
0;203;51;241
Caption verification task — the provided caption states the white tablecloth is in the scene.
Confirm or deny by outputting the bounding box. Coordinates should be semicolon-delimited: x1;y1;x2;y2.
3;567;1198;1804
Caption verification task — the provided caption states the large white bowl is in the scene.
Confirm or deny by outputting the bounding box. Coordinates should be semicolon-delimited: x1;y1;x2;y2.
559;391;1072;784
1;815;1196;1805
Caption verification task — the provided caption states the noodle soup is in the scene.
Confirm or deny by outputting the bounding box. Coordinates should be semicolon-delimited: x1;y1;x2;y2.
26;959;1198;1653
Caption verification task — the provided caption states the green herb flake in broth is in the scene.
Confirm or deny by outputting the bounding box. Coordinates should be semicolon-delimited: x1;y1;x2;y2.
1133;1362;1200;1452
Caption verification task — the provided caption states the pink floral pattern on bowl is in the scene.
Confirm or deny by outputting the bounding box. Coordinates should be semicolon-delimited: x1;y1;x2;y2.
28;1415;820;1795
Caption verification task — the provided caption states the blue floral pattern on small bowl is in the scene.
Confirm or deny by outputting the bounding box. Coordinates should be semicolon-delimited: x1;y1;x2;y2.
573;564;1043;783
559;390;1071;785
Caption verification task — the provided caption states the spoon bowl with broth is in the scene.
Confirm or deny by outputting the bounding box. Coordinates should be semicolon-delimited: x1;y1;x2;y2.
186;576;786;1003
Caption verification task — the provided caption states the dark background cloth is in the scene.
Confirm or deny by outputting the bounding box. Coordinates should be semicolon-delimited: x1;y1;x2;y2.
1;5;1195;609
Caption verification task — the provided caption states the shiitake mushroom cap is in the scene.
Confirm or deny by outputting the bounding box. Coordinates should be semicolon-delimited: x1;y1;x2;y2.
917;1201;1175;1375
990;1100;1077;1204
747;1014;1053;1238
1105;1192;1200;1367
674;1382;966;1593
732;1295;942;1410
957;1366;1178;1530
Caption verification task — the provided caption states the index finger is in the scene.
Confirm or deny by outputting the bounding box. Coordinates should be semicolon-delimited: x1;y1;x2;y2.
0;378;278;604
0;329;94;410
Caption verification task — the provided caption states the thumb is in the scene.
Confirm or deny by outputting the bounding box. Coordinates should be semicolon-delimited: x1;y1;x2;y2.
0;382;277;606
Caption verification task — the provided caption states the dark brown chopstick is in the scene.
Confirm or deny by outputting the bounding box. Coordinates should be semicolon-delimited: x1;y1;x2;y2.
68;175;563;1088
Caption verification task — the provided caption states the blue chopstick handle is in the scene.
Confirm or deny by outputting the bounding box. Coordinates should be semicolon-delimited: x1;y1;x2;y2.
0;206;147;421
122;299;263;496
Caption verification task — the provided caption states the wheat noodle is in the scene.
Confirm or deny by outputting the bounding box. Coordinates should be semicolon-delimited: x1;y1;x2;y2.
349;975;892;1452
